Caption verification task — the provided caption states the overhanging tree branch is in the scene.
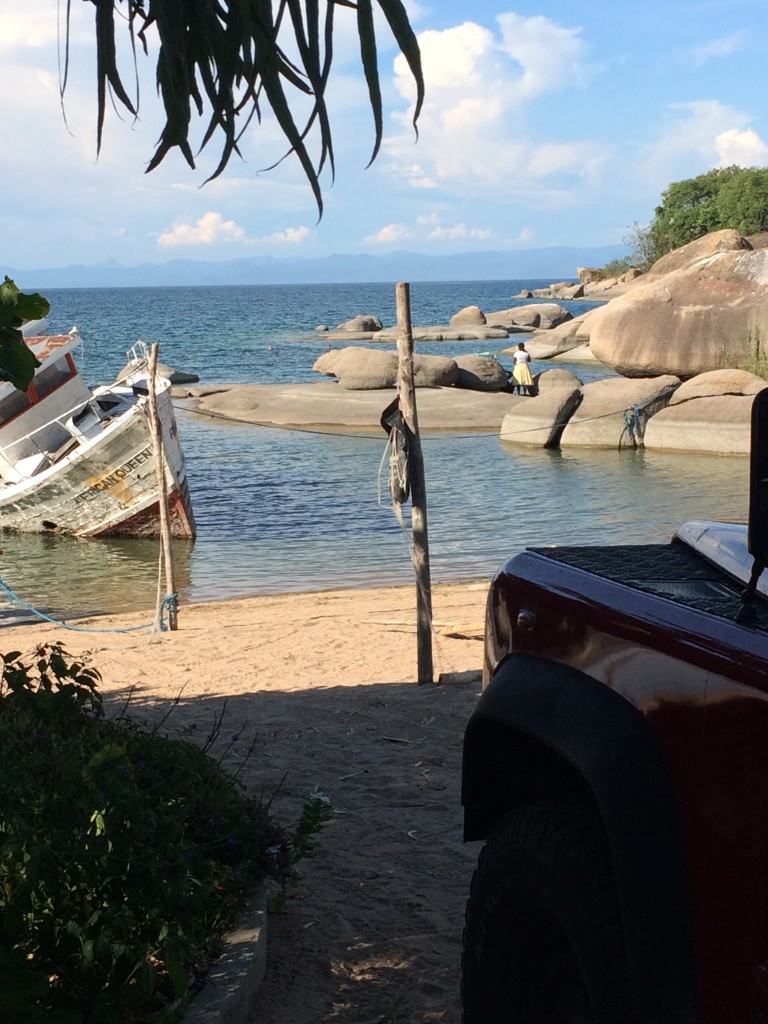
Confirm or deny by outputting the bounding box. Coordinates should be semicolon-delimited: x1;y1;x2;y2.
67;0;424;217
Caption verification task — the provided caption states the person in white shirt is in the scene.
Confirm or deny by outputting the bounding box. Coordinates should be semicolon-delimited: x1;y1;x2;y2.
511;342;534;395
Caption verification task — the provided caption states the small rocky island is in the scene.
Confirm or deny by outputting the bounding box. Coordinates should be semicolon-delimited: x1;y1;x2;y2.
177;228;768;457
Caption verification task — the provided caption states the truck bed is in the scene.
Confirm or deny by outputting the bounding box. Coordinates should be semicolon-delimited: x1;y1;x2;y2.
530;541;768;630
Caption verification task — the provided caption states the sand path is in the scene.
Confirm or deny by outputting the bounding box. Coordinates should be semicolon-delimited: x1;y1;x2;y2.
0;579;490;1024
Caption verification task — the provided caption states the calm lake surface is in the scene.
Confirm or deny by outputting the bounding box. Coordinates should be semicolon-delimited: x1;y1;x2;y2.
0;281;749;626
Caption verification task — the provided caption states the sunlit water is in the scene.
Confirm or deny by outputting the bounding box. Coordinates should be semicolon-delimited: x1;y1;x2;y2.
0;282;749;625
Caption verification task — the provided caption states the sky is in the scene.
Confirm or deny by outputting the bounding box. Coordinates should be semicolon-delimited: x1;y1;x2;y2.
2;0;767;270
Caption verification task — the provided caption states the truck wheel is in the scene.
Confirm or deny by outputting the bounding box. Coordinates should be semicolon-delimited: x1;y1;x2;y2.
462;800;629;1024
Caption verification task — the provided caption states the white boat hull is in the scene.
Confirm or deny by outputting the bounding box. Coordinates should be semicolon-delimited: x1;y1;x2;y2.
0;379;195;539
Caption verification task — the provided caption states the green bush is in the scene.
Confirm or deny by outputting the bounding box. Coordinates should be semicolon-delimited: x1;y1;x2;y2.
599;257;633;279
0;643;307;1023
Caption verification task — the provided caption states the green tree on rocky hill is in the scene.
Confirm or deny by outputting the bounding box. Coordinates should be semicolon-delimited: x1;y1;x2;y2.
715;167;768;237
639;166;768;264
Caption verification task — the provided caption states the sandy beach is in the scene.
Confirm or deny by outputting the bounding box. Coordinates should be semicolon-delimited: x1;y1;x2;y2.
0;578;491;1024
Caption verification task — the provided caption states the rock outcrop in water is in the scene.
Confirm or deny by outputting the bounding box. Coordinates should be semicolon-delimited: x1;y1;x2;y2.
496;367;768;455
312;346;508;391
177;232;768;457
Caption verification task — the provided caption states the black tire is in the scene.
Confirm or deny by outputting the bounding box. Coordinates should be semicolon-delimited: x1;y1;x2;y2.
462;800;630;1024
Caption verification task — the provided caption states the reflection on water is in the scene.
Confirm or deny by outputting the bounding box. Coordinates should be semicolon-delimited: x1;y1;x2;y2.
0;532;193;626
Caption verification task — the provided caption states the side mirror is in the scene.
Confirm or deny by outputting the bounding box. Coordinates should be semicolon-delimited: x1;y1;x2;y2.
744;388;768;600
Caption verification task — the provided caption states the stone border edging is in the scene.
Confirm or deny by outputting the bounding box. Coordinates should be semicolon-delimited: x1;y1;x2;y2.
183;890;267;1024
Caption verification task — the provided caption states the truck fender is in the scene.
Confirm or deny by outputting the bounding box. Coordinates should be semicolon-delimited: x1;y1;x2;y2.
462;652;697;1022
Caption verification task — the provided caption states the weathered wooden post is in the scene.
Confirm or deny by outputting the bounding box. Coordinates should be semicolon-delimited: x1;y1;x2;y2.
148;343;178;631
395;282;434;685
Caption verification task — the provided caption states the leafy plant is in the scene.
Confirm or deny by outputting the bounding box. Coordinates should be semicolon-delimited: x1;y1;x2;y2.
0;642;325;1023
270;788;333;913
742;325;768;379
599;257;634;279
0;277;49;390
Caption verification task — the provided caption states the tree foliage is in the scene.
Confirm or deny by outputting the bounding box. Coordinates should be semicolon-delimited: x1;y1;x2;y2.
65;0;424;216
0;279;49;391
645;166;768;260
623;221;661;270
715;167;768;237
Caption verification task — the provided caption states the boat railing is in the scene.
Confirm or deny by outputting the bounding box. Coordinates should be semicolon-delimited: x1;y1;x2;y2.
122;342;151;379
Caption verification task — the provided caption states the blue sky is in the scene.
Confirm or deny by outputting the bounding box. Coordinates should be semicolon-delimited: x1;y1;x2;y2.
2;0;767;269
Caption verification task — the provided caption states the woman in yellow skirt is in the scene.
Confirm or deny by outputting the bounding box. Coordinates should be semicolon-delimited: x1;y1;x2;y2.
511;342;534;395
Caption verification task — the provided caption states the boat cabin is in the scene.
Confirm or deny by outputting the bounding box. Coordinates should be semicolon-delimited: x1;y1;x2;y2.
0;329;128;484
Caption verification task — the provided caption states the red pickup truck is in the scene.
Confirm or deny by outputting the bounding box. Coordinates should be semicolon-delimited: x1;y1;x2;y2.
461;391;768;1024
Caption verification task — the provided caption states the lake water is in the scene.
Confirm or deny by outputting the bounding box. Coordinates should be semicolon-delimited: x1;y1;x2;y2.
0;281;750;626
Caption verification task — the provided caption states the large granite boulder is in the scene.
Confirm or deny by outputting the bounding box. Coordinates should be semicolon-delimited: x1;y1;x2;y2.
313;347;397;389
643;228;749;282
548;282;585;300
486;303;572;330
589;248;768;377
453;355;508;391
413;353;459;387
551;345;599;363
644;395;754;455
313;346;458;389
669;368;766;405
335;314;384;333
500;387;581;448
560;375;680;449
578;267;603;284
518;312;594;358
534;368;583;391
450;305;486;326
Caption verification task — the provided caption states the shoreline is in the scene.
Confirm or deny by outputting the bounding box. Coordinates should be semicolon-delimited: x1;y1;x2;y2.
0;578;491;688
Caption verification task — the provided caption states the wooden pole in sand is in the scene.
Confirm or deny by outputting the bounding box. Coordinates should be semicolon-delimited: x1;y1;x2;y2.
395;282;433;685
148;343;178;632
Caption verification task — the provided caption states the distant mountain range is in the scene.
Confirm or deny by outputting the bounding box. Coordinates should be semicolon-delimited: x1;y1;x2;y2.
10;244;630;290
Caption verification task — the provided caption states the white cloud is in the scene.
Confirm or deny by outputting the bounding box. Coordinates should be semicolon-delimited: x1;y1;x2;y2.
691;32;746;67
1;2;60;52
158;212;246;248
715;128;768;168
634;100;757;187
362;223;414;245
364;214;534;249
426;222;492;241
388;16;608;199
527;143;608;182
261;226;311;244
496;12;589;97
508;227;534;245
158;214;312;249
406;164;438;189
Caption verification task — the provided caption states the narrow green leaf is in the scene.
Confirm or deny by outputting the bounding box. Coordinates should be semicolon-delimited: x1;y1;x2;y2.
357;0;383;166
376;0;424;127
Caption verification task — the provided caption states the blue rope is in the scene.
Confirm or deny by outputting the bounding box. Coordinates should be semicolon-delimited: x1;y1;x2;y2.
623;403;642;441
0;577;177;634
